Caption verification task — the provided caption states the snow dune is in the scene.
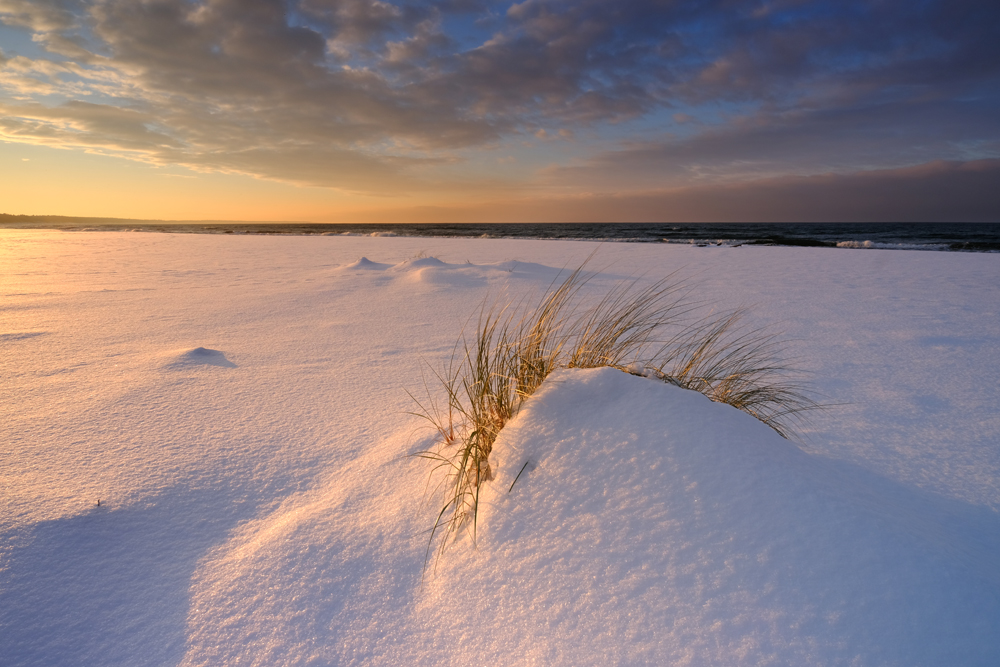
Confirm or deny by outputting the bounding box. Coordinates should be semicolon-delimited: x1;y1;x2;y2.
425;368;1000;665
164;347;238;369
2;231;999;666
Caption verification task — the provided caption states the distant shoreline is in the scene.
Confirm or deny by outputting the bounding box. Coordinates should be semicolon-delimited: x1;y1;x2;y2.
3;217;999;252
0;214;315;227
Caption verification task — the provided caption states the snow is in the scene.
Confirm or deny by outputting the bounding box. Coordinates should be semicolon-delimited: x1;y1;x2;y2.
425;368;1000;665
2;230;999;666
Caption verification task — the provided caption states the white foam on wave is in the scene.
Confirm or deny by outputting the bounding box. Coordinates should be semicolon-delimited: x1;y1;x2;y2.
837;240;949;251
335;231;399;238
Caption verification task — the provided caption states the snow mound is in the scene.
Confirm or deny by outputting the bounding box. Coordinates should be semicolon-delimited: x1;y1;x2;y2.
383;257;574;289
164;347;236;369
388;256;486;288
342;257;391;270
401;256;447;268
491;259;564;276
416;368;1000;666
180;367;1000;666
334;257;577;291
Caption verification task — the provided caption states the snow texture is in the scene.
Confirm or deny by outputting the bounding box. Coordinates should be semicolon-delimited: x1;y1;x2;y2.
2;230;999;666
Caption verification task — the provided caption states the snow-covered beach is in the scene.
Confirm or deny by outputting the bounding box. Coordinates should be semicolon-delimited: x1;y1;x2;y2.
2;230;999;666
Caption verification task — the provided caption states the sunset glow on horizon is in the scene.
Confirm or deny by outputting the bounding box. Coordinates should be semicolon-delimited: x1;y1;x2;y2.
1;0;998;222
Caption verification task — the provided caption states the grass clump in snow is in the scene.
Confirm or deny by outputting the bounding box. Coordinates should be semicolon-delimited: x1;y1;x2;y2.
410;263;817;562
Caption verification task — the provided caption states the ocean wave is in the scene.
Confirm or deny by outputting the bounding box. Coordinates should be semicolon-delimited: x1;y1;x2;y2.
837;240;951;251
4;220;998;252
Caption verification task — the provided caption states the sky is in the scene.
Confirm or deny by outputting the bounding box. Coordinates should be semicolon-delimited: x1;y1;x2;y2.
0;0;998;222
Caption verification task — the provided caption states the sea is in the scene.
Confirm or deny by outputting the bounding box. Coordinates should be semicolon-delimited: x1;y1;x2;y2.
3;219;999;252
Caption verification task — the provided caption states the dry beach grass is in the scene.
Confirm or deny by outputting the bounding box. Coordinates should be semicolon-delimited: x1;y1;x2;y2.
410;261;819;565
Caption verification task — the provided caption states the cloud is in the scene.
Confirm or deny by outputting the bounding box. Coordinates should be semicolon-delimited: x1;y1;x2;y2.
384;18;452;64
340;159;1000;223
639;159;1000;223
0;100;181;151
0;0;996;200
0;0;78;32
0;98;448;190
542;98;1000;189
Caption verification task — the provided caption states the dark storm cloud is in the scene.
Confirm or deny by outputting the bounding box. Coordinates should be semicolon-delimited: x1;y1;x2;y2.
1;0;997;195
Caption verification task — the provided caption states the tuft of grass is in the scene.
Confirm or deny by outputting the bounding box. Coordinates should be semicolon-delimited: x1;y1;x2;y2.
410;261;819;567
647;311;816;439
